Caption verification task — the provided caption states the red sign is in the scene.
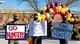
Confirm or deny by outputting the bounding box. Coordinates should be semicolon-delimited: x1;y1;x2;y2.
5;24;26;40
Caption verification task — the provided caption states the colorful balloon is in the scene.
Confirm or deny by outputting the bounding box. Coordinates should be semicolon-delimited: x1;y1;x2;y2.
53;6;57;12
70;18;74;22
37;12;41;16
42;6;47;12
41;14;46;20
50;2;54;5
51;10;55;14
67;13;72;17
53;7;59;14
53;6;57;10
45;13;50;18
57;6;62;11
64;7;69;12
37;13;41;21
46;4;50;8
50;8;54;13
60;8;65;13
66;17;70;21
38;16;41;21
65;11;69;16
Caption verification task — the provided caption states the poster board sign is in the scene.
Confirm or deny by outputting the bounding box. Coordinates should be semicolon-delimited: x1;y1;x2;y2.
5;24;27;40
29;21;47;36
52;22;73;40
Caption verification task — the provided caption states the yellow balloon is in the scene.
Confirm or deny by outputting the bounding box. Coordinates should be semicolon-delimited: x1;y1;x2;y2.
70;18;74;22
67;13;72;17
38;16;41;21
50;8;53;13
57;6;62;11
45;13;50;18
64;7;69;12
37;12;41;16
42;6;47;11
60;8;65;13
41;14;46;20
66;17;70;21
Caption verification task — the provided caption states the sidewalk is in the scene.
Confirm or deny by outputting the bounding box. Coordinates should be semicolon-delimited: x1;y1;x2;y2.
0;38;80;44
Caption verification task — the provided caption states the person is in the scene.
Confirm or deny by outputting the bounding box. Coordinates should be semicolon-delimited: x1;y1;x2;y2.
71;16;80;40
7;14;19;44
75;27;80;40
32;13;42;44
47;15;54;37
59;14;68;44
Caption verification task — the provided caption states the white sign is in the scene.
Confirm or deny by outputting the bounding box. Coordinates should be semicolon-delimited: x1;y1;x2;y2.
29;21;47;36
5;24;27;40
52;22;73;40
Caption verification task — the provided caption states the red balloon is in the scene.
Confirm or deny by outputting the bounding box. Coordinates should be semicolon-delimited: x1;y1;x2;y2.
50;2;54;5
56;10;60;14
53;9;59;14
53;6;59;14
65;11;69;16
46;4;50;8
53;6;57;10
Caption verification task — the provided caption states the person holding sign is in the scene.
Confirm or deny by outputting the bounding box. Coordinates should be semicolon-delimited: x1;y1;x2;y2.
7;14;19;44
59;14;69;44
31;13;42;44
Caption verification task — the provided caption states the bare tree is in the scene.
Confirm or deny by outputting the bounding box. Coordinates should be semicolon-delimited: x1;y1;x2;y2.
18;0;80;11
18;0;39;12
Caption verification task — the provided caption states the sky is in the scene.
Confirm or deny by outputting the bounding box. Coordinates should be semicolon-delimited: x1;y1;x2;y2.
0;0;80;11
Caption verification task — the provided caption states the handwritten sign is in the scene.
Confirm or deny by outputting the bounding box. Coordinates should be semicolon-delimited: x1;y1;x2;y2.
52;22;73;40
5;24;27;40
29;21;47;36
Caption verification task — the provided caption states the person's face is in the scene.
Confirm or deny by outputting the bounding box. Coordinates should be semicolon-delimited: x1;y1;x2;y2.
62;15;66;21
34;15;38;21
13;16;19;21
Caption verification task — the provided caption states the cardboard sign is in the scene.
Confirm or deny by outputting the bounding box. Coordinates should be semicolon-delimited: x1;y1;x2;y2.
5;24;27;40
29;21;47;36
52;22;73;40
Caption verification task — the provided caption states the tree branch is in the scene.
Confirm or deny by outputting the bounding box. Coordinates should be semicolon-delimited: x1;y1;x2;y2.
66;0;76;6
33;0;39;12
26;0;37;11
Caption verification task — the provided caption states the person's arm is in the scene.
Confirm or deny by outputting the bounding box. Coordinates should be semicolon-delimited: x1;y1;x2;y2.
26;24;29;33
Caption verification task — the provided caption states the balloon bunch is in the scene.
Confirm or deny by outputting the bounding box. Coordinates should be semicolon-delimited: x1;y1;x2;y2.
36;2;75;22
